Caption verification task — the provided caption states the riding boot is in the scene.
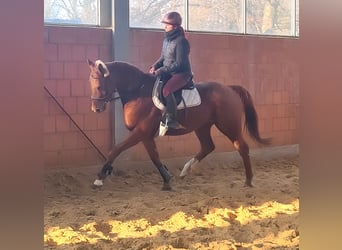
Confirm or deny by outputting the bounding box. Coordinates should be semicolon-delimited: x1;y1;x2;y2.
165;93;180;129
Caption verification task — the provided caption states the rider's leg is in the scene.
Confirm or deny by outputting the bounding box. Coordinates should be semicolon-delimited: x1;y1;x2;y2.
165;92;180;129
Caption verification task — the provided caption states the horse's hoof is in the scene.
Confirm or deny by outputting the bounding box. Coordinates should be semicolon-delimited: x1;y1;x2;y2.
94;179;104;186
161;183;172;191
244;181;254;188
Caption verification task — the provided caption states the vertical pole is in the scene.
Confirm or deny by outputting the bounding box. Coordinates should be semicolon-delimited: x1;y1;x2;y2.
112;0;130;147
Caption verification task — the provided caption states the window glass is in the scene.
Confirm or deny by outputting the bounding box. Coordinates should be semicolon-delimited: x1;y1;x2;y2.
130;0;299;37
129;0;185;29
44;0;98;25
246;0;293;36
188;0;243;33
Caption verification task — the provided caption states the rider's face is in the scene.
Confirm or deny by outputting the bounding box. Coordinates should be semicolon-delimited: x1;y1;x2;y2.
164;23;176;32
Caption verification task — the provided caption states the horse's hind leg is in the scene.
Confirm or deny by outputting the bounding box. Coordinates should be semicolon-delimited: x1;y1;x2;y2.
142;139;172;191
180;124;215;177
233;137;253;187
214;122;253;187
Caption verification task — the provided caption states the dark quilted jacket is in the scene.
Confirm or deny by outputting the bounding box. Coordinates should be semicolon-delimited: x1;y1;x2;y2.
153;28;192;75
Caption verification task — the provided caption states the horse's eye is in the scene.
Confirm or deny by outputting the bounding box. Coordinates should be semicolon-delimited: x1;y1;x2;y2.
97;86;101;91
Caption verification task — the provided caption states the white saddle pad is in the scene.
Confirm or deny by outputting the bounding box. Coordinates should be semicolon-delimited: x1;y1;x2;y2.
152;81;201;111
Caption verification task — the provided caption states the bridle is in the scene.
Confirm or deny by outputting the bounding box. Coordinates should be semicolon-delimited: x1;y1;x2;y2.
89;74;118;103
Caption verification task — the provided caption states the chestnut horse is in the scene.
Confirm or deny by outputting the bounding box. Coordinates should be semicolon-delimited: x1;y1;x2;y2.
87;59;270;190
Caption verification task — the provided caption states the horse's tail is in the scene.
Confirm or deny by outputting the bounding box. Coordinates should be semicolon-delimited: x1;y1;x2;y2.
230;85;271;145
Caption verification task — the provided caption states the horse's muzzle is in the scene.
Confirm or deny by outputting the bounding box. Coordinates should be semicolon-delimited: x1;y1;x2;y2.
91;102;106;113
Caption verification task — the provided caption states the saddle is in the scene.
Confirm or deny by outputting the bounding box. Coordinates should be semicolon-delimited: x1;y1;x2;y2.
152;76;201;136
152;76;201;111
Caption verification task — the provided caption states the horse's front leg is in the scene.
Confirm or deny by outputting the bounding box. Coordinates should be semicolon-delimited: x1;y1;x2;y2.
93;131;143;186
142;139;173;191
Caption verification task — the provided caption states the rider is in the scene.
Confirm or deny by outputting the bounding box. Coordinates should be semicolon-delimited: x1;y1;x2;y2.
149;11;193;129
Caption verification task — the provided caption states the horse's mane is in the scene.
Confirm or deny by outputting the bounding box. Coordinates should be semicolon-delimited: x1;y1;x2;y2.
107;61;155;83
109;61;142;73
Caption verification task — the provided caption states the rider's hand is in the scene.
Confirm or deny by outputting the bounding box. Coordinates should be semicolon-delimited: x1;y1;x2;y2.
149;66;155;74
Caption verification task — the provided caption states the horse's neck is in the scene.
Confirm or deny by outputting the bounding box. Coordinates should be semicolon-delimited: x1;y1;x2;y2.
110;66;155;105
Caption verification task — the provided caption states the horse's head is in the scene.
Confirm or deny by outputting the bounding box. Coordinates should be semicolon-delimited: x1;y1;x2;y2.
87;59;112;113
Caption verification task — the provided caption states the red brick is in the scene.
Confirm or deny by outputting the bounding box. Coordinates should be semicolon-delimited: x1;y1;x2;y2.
63;132;78;149
56;114;70;132
78;62;90;80
48;26;77;44
257;105;274;119
46;134;63;151
59;150;73;166
64;62;78;79
71;80;85;97
272;91;282;104
289;117;297;130
44;116;55;133
103;130;112;149
44;80;57;96
45;62;49;79
258;118;266;133
49;62;64;79
44;151;60;168
84;113;98;130
97;113;111;129
47;97;64;115
272;117;289;131
45;43;58;61
56;80;70;97
264;91;273;105
43;100;49;115
77;97;91;114
72;45;86;61
281;91;290;103
44;28;49;43
86;45;99;60
58;44;72;61
84;148;102;165
88;130;106;147
77;132;91;149
63;97;77;114
274;104;286;117
99;45;113;61
71;149;87;165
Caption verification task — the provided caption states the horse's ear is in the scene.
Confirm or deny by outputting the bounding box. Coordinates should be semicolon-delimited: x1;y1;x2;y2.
87;59;95;67
95;60;110;77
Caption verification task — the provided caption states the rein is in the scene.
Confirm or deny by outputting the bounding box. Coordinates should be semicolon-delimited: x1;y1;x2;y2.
90;94;119;102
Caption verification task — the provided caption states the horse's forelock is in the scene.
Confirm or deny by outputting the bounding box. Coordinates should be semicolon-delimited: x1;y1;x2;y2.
95;60;110;77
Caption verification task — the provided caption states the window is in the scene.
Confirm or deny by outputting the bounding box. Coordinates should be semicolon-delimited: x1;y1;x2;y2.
44;0;111;26
129;0;185;29
129;0;299;37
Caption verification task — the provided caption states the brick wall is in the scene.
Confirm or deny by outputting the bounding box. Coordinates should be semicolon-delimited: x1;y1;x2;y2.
126;30;299;160
44;26;113;168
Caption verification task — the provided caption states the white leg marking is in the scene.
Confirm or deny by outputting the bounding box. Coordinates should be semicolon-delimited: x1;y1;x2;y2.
180;158;198;177
93;179;104;186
